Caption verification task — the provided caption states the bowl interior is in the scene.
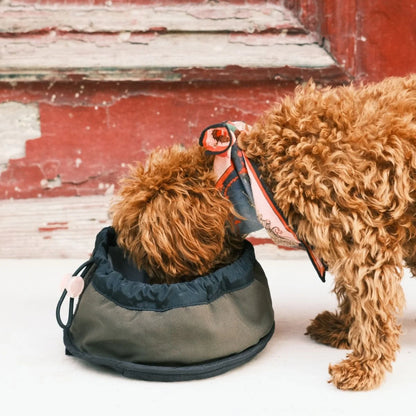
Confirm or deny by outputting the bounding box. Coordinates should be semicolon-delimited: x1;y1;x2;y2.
108;245;150;283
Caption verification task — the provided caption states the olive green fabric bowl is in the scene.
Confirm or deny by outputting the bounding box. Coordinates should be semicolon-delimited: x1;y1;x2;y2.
60;227;275;381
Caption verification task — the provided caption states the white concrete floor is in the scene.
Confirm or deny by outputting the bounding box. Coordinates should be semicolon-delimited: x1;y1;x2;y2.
2;248;416;416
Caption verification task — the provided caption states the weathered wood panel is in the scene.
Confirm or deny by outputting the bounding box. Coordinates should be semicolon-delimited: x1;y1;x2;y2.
0;0;347;258
285;0;416;81
0;1;345;82
0;33;338;82
0;193;296;258
0;195;111;258
0;81;295;199
1;2;303;34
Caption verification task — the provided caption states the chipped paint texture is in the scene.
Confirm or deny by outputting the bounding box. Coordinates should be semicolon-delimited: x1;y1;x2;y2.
0;33;334;73
285;0;416;81
0;194;111;258
1;3;301;34
0;1;344;83
1;0;415;257
1;0;414;201
0;193;278;258
0;1;347;200
0;81;296;199
0;102;41;172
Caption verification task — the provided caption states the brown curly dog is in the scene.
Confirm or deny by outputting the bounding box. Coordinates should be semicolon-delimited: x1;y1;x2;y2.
237;74;416;390
111;145;244;284
112;74;416;390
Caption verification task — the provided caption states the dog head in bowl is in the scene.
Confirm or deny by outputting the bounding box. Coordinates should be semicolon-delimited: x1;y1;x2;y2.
111;145;244;284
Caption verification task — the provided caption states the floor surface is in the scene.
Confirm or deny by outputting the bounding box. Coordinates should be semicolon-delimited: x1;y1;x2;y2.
2;247;416;416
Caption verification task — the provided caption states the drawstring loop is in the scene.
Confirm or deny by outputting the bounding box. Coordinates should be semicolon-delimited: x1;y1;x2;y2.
56;259;94;330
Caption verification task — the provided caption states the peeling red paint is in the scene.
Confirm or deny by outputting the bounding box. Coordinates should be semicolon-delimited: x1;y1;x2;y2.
39;221;69;233
12;0;221;5
285;0;416;81
0;81;296;199
2;0;415;203
38;225;69;232
355;1;416;81
177;65;350;84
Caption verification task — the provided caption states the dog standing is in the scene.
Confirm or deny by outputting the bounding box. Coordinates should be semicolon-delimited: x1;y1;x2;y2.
238;75;416;390
113;75;416;390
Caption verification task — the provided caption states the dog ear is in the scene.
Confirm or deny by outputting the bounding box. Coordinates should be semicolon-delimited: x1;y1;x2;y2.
111;145;242;283
138;182;238;283
111;147;177;256
110;161;151;270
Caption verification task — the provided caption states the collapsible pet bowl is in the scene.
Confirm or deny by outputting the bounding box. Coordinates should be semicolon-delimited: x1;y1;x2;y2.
56;227;275;381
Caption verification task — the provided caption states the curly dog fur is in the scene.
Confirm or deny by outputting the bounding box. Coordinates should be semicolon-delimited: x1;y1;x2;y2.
237;74;416;390
111;145;244;284
112;74;416;390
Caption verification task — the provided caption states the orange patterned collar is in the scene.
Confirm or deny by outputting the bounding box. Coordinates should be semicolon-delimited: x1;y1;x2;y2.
200;121;327;282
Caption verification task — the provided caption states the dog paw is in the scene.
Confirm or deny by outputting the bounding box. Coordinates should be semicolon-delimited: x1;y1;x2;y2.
328;356;387;391
305;311;350;349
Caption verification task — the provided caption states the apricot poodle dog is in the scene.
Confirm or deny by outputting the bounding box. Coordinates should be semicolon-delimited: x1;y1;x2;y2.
111;145;244;284
112;74;416;391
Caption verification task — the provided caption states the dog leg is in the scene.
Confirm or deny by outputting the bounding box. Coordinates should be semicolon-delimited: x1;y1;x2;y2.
403;236;416;277
328;249;405;390
306;310;350;349
307;265;353;349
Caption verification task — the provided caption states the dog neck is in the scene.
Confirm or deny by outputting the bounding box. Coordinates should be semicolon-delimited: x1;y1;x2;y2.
200;121;327;282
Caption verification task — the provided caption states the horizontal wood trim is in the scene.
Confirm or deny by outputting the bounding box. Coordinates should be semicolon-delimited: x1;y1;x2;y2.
0;195;111;258
0;194;301;259
0;33;345;83
0;2;350;83
1;3;304;34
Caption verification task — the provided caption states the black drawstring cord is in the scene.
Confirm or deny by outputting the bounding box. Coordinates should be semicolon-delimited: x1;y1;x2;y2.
56;259;94;330
56;290;74;329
